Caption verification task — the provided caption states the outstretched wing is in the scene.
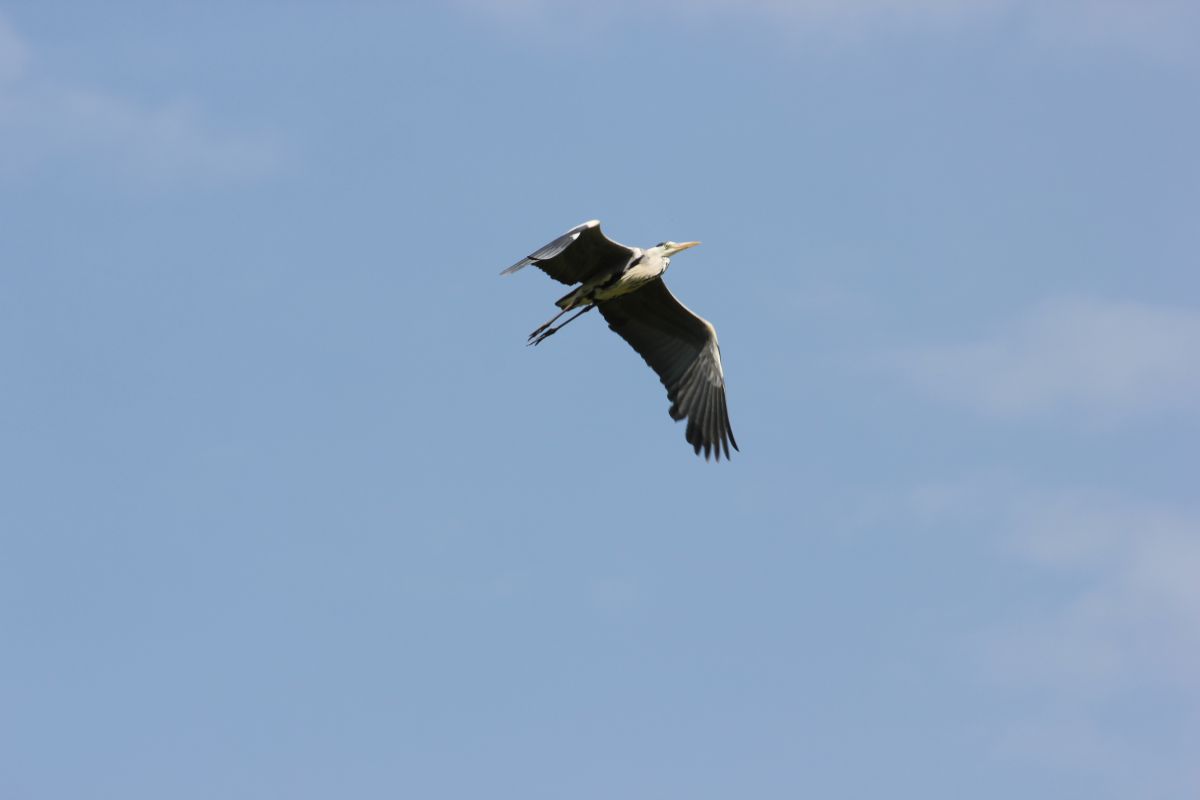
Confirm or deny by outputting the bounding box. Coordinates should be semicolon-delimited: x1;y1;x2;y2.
598;278;738;461
501;220;637;286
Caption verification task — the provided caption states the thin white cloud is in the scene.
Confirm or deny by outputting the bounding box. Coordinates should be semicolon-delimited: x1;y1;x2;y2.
0;12;281;184
988;491;1200;695
893;298;1200;421
457;0;1200;56
908;480;1200;792
990;493;1200;794
1026;0;1200;58
0;13;28;83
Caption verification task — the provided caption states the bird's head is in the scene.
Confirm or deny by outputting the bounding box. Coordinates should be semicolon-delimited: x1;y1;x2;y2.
653;241;701;258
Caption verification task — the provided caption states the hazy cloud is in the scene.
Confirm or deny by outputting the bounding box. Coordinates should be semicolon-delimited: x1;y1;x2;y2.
0;13;27;83
991;492;1200;793
457;0;1200;55
909;480;1200;792
989;491;1200;695
1025;0;1200;57
893;298;1200;421
0;12;281;184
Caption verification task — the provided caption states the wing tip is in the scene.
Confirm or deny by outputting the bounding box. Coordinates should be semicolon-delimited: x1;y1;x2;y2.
684;419;736;463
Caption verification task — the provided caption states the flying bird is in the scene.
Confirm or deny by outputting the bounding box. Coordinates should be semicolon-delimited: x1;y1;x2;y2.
501;220;738;461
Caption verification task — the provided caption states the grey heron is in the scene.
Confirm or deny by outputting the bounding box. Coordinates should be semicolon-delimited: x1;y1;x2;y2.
502;220;738;461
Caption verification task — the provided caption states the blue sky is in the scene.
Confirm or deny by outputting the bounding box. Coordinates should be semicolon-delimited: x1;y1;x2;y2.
1;2;1198;797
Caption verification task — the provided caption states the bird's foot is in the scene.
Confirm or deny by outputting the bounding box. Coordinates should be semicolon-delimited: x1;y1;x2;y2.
527;327;558;346
527;323;550;342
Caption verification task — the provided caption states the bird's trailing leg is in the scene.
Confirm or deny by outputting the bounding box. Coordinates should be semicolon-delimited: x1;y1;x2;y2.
528;304;594;346
527;307;570;341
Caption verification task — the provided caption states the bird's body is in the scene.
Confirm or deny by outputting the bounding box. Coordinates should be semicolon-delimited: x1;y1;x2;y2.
555;245;662;309
502;220;738;461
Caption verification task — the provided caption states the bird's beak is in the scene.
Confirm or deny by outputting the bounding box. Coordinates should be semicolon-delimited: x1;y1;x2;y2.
670;241;701;254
